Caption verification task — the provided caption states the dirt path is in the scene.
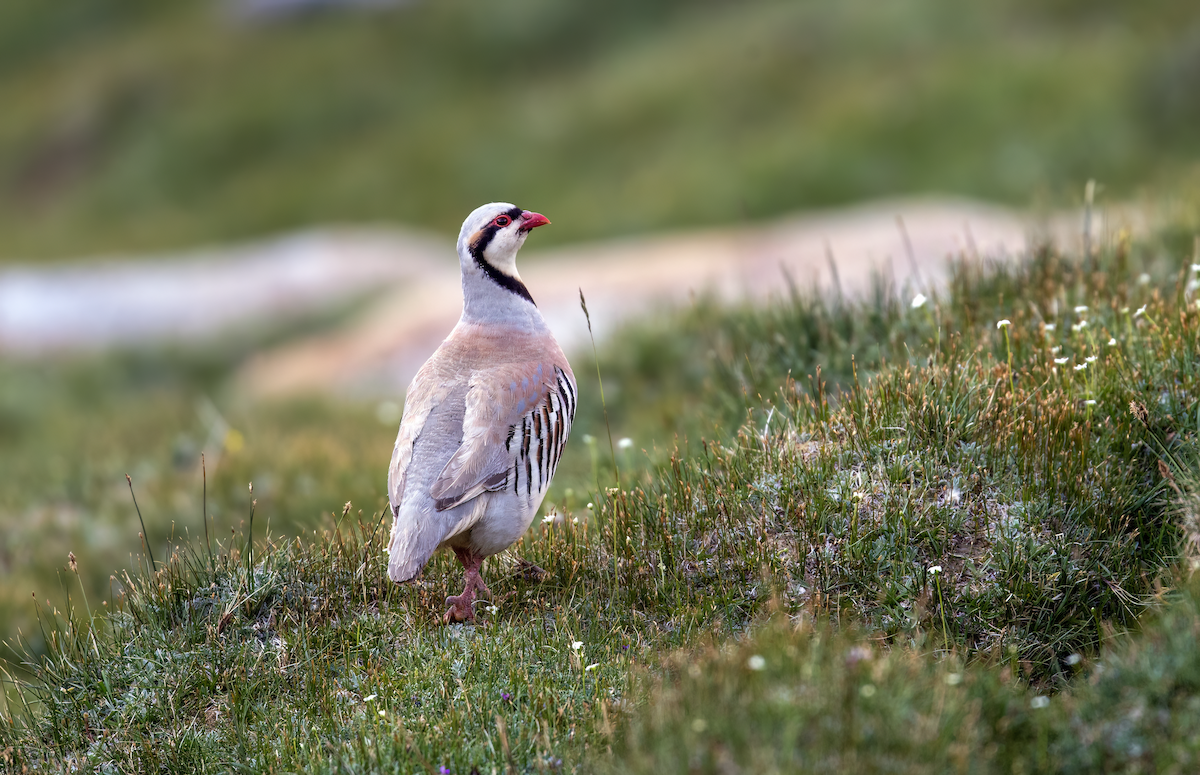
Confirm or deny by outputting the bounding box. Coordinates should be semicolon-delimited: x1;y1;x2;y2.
0;196;1140;397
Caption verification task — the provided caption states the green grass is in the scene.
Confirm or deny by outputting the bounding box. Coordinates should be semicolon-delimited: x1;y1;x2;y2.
1;0;1199;260
2;209;1199;770
610;574;1200;773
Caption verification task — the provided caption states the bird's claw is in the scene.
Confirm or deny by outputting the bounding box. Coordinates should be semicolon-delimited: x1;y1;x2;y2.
442;595;475;624
513;559;547;582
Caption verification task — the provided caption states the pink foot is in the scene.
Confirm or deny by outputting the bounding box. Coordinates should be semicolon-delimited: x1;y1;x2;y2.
442;547;492;624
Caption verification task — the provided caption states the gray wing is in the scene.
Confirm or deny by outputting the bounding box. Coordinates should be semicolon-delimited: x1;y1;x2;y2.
429;361;575;511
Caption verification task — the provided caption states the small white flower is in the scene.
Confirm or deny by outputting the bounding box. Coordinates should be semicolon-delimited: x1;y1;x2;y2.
1085;355;1097;363
1138;274;1151;285
1044;323;1055;332
363;694;377;702
1065;653;1082;666
1075;363;1087;371
585;663;600;672
1054;357;1069;365
1072;320;1088;332
572;641;584;651
1135;305;1147;318
618;437;633;450
1030;696;1049;709
542;514;556;524
747;655;766;671
1074;305;1089;314
1085;400;1097;406
485;605;499;614
1050;346;1061;354
1192;264;1200;273
1107;338;1117;346
996;319;1011;329
378;709;387;717
945;673;963;686
928;565;943;575
586;502;594;510
911;293;928;309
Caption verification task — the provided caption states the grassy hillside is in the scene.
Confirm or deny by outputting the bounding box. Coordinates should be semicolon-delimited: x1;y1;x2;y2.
2;205;1199;770
1;0;1198;260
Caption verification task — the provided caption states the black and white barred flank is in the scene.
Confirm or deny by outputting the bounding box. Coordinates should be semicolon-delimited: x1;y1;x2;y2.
506;366;576;499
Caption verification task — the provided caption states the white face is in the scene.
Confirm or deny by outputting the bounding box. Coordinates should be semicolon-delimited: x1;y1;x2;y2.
457;202;530;279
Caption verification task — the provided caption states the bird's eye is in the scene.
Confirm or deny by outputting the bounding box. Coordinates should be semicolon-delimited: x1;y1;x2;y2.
494;215;512;227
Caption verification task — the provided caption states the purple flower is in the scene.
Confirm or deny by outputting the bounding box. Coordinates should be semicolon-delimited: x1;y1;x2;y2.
501;692;512;702
439;768;450;774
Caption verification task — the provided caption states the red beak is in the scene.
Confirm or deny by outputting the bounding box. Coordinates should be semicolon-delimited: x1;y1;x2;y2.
519;210;551;231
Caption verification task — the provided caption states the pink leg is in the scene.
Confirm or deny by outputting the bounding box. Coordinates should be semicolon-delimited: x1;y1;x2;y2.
443;547;492;624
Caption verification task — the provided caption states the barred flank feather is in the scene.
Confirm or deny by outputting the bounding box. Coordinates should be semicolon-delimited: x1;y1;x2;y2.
508;367;576;499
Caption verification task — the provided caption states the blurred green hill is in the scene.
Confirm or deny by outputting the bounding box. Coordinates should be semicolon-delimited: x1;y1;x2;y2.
1;0;1198;261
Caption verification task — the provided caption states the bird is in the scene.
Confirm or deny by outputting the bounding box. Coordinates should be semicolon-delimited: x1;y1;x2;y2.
385;202;576;623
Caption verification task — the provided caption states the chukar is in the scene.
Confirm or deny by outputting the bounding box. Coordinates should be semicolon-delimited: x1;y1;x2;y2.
386;202;576;623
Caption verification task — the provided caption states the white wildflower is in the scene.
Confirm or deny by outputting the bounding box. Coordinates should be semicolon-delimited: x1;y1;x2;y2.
1108;338;1117;346
928;565;943;575
572;641;584;651
542;514;556;524
1074;305;1089;314
1085;355;1097;363
1044;323;1055;332
1192;264;1200;273
363;694;377;702
1075;363;1087;371
911;293;928;309
747;655;766;671
585;663;600;672
1135;305;1146;318
1031;696;1049;709
1055;357;1069;365
1137;274;1151;285
618;437;634;450
996;319;1011;329
1085;400;1097;406
1072;320;1088;332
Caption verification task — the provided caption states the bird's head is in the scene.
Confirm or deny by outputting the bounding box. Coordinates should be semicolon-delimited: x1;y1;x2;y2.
457;202;551;282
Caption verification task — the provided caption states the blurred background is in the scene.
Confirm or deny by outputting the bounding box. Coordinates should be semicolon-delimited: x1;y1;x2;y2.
1;0;1198;655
